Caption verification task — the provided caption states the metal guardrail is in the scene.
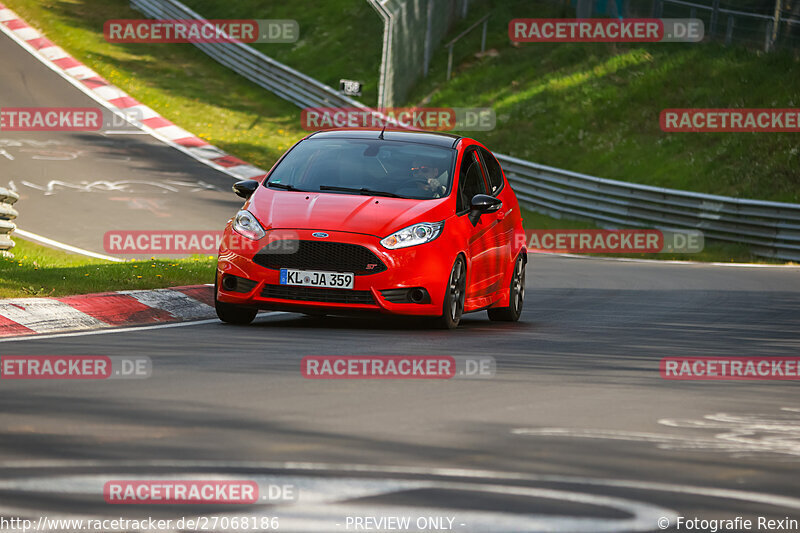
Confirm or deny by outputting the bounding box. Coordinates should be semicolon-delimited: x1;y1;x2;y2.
131;0;800;262
496;154;800;261
0;187;19;258
130;0;365;110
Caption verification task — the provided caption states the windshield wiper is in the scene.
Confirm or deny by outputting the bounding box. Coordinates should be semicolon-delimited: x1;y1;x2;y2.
267;181;305;191
318;185;403;198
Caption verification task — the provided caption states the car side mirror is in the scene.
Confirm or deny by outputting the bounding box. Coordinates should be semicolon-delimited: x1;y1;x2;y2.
232;180;259;199
469;194;502;225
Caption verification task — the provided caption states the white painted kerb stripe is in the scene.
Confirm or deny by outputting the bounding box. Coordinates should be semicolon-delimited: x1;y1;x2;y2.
92;85;128;101
64;65;99;80
12;27;40;40
38;46;69;61
154;124;195;141
0;299;107;333
120;289;214;320
0;9;17;22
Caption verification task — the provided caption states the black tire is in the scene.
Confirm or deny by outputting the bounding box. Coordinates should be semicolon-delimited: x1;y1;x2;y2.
488;253;526;322
437;255;467;329
215;278;257;325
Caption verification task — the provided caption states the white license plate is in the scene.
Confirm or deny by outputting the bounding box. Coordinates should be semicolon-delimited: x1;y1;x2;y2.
280;269;354;289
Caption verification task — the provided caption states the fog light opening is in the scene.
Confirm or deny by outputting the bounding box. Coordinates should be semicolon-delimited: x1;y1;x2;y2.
409;288;426;303
221;275;238;292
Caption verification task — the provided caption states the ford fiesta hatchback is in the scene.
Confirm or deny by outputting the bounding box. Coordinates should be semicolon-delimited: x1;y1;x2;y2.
214;129;526;329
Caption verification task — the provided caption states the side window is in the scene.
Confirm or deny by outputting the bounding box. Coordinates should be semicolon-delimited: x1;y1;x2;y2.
456;150;488;213
479;147;504;195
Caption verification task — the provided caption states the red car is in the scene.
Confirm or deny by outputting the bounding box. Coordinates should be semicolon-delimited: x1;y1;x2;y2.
214;129;527;329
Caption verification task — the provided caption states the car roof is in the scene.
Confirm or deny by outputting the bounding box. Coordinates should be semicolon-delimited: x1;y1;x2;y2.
307;129;463;149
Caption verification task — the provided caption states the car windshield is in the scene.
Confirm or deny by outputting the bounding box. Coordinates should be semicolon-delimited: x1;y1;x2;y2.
266;138;456;199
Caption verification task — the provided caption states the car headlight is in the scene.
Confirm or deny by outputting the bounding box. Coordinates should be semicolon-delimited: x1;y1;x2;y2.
232;210;266;241
380;221;444;250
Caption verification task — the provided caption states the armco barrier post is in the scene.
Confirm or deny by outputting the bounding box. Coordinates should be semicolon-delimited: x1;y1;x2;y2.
0;187;19;258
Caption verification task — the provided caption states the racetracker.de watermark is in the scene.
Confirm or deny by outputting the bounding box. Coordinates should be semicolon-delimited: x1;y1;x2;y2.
521;229;704;254
104;19;298;43
509;18;703;42
0;356;151;380
660;357;800;380
103;480;296;504
0;107;147;132
300;107;496;132
661;108;800;132
301;356;495;379
103;230;299;255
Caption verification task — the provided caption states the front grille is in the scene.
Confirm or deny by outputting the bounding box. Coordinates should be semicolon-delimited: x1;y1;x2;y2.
253;240;387;275
261;284;375;305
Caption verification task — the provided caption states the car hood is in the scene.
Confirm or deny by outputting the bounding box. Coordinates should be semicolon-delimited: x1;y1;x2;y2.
248;188;451;237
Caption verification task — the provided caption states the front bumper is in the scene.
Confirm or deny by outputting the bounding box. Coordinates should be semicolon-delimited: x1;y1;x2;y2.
216;228;452;316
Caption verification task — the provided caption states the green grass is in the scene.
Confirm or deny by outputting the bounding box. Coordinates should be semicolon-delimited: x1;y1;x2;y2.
0;238;215;299
410;0;800;203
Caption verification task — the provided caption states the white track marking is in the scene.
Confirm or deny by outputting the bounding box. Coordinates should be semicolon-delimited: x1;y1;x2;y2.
1;461;799;532
1;459;798;511
0;298;107;333
25;179;157;194
19;178;221;194
0;139;62;147
513;408;800;459
13;229;123;261
0;312;285;343
0;473;675;533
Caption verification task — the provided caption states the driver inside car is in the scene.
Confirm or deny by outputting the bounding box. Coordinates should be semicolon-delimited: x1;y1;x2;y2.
406;160;448;198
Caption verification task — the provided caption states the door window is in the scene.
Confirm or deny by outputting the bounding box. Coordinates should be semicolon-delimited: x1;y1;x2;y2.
457;150;488;213
478;147;504;195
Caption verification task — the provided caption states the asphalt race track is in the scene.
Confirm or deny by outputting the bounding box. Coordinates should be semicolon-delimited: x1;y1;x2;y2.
0;31;242;254
2;255;799;531
3;14;800;533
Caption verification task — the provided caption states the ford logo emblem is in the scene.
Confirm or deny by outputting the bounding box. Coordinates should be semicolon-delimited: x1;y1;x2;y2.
312;232;329;238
